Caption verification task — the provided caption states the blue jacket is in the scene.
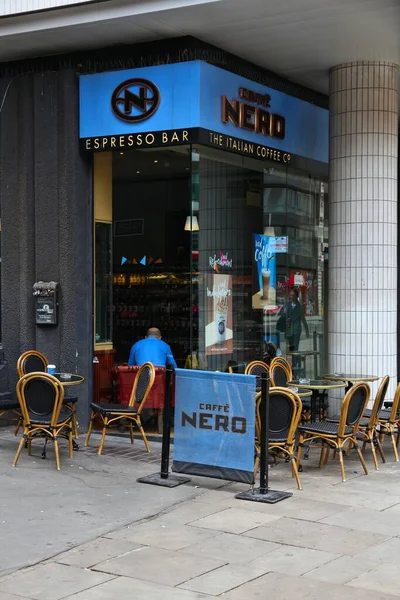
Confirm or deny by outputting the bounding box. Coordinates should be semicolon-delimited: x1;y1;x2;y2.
128;337;177;369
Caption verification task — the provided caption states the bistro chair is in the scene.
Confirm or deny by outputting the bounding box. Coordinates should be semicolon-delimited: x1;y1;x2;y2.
254;387;302;490
269;358;292;387
245;361;269;390
354;375;389;470
328;375;389;470
297;382;370;483
13;372;73;470
17;350;79;439
375;382;400;461
85;362;155;455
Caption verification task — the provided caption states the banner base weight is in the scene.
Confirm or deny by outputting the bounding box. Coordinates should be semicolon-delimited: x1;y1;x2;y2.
137;473;191;488
235;488;292;504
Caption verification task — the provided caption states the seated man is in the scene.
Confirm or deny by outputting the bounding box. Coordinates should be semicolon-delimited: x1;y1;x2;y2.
128;327;177;369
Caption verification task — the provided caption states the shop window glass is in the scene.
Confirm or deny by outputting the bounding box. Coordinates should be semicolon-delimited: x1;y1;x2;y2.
95;222;112;343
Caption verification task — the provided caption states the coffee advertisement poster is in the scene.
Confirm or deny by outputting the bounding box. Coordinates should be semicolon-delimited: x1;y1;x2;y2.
252;233;277;310
205;274;233;355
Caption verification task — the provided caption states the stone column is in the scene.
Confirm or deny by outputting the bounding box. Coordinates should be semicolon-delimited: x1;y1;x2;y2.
328;62;399;411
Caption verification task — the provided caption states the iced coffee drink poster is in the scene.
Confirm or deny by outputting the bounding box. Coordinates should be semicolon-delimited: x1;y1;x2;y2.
205;274;233;356
252;234;276;310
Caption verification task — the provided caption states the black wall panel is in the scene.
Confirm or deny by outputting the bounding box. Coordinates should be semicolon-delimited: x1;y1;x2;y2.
0;70;93;429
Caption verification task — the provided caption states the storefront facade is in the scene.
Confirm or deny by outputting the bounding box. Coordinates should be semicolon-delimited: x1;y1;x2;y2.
0;38;329;429
83;59;329;381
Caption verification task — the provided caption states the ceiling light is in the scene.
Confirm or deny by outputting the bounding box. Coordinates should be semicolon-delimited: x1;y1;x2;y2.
136;170;140;174
184;216;199;232
154;160;158;163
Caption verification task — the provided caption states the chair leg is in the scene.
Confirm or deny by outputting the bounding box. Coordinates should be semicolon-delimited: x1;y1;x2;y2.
14;416;23;437
369;434;379;471
296;435;304;467
137;417;150;453
356;443;369;475
98;417;108;455
338;448;347;482
319;443;326;468
375;433;386;464
84;412;95;447
27;434;32;456
54;437;61;471
73;412;79;440
13;435;26;467
291;457;302;490
68;427;73;459
129;422;134;445
390;430;399;461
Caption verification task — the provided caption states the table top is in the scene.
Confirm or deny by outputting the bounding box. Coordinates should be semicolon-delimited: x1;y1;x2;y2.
292;389;313;398
288;379;346;390
287;350;319;357
53;373;84;386
323;374;379;383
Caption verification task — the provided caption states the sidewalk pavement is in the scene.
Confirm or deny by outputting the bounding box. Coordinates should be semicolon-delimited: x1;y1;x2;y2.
2;429;400;599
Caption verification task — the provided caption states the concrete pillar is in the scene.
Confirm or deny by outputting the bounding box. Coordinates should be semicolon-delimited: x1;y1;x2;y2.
328;61;399;410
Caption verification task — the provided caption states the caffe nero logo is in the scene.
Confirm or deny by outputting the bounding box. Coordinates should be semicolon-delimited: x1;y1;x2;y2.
111;78;160;123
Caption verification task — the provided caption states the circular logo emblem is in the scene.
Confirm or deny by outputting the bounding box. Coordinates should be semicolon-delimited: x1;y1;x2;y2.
111;78;160;123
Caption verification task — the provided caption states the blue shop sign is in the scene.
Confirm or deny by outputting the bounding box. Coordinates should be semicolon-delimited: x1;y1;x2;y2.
79;61;328;164
172;369;256;483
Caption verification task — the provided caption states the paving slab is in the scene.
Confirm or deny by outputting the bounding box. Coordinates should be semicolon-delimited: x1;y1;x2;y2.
178;563;268;596
249;545;340;576
353;536;400;564
320;505;400;536
189;507;282;534
105;521;219;550
54;538;143;568
347;562;400;596
92;546;226;586
223;571;397;600
245;517;387;555
0;594;28;600
0;563;114;600
183;531;279;564
304;555;377;585
62;576;211;600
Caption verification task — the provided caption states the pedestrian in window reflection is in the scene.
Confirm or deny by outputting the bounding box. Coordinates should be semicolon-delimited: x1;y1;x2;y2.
286;288;309;374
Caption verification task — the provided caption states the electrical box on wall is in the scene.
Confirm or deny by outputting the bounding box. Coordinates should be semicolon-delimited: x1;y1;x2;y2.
33;282;59;326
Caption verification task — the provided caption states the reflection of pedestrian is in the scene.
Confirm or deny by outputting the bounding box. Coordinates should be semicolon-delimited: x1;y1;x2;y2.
286;289;309;373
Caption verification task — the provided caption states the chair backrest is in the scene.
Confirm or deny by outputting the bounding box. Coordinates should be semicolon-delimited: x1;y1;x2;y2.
128;362;156;411
256;387;301;446
245;361;269;391
338;382;370;435
16;372;64;428
269;358;291;387
367;375;390;428
17;351;49;378
388;382;400;422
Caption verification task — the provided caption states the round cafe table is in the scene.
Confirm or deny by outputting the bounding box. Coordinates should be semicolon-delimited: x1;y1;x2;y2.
288;379;346;423
53;373;85;386
323;374;379;393
53;373;84;450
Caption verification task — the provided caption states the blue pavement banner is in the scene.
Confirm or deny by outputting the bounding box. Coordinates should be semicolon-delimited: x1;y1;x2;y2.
172;369;256;483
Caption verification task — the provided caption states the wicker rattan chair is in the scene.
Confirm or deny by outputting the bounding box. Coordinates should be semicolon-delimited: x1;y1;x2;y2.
85;362;155;455
254;387;302;489
375;381;400;461
13;372;73;470
17;350;79;439
297;382;370;482
245;361;269;391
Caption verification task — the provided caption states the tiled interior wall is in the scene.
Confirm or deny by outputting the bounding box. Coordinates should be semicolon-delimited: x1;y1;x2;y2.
329;62;399;409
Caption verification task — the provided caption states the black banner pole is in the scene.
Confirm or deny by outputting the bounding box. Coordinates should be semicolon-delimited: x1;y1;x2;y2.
137;365;191;488
235;371;293;504
258;371;269;494
160;364;173;479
